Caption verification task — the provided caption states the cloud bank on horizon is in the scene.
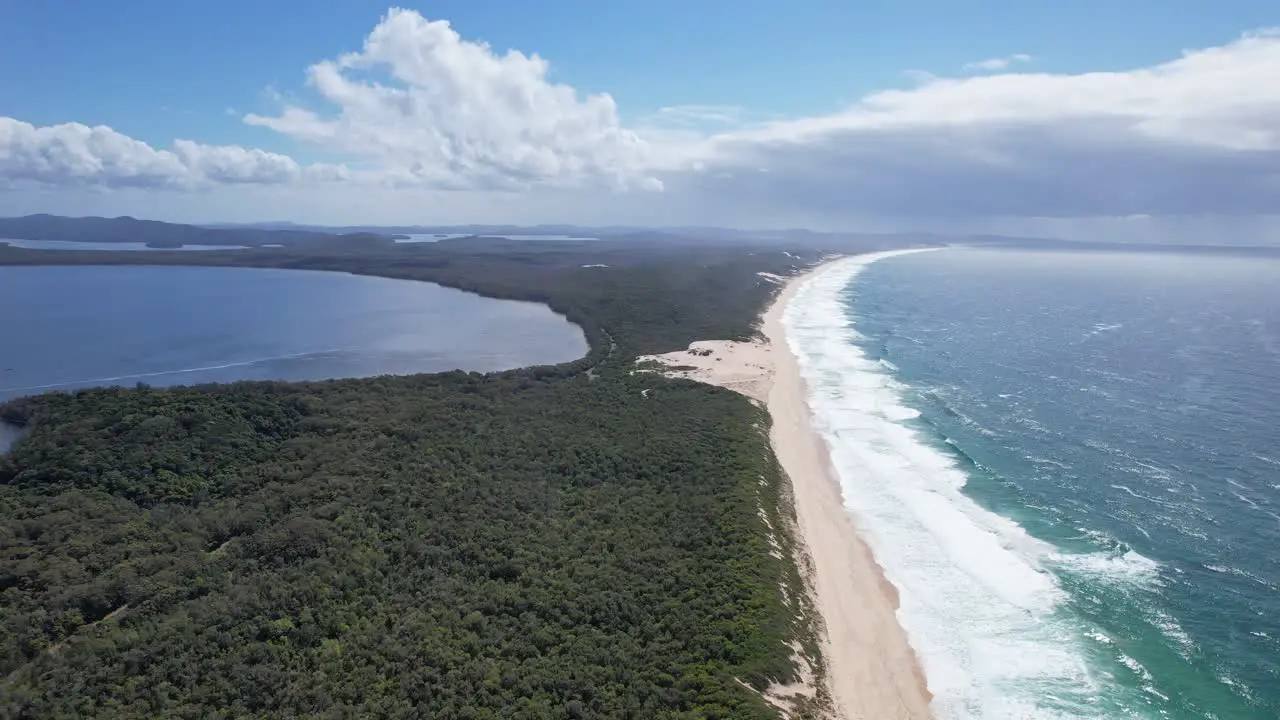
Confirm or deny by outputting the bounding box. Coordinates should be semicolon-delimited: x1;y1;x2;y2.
1;9;1278;235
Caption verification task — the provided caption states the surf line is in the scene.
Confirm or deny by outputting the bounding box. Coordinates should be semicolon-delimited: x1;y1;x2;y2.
785;248;1160;718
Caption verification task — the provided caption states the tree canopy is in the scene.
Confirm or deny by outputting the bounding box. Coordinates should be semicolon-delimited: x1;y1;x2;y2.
0;237;896;718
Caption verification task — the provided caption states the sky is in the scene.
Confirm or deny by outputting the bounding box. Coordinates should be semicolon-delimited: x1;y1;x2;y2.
1;1;1278;242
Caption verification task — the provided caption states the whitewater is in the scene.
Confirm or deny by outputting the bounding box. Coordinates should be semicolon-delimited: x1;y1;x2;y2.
783;251;1163;719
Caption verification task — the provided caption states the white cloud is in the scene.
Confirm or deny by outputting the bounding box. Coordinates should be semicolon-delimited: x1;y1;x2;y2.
668;28;1280;220
964;53;1033;72
0;117;341;189
244;8;659;191
1;118;189;189
171;140;303;184
705;31;1280;149
3;16;1279;235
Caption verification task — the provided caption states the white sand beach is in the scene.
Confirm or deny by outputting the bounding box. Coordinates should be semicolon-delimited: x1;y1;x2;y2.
638;264;933;719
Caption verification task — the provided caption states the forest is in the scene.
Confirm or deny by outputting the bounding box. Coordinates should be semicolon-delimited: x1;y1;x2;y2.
0;234;900;718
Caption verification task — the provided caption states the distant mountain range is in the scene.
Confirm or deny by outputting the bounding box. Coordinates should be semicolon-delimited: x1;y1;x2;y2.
202;220;923;244
11;214;1211;254
0;215;389;248
205;220;623;237
0;214;953;250
199;221;1080;250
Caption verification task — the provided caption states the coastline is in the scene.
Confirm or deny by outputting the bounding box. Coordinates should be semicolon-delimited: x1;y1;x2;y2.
638;260;933;719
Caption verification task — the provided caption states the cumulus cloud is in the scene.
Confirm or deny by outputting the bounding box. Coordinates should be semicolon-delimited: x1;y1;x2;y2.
963;54;1033;72
244;8;659;191
0;117;341;189
4;15;1279;228
1;119;189;189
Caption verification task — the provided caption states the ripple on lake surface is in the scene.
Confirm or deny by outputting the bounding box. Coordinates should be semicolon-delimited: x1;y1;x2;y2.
0;266;587;401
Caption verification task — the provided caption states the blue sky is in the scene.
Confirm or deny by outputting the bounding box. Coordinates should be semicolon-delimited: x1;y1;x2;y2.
1;1;1278;240
6;1;1271;139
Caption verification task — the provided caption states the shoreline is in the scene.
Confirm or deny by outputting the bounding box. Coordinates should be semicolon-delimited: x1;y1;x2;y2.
764;263;933;719
638;260;933;719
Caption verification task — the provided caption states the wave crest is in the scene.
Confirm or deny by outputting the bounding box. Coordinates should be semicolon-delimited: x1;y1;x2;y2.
785;251;1161;719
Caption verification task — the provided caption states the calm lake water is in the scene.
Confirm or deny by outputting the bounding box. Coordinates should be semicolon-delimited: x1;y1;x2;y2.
0;266;587;403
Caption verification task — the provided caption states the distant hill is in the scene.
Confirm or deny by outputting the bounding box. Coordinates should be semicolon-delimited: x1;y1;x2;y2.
205;221;641;238
5;214;1095;253
0;215;391;249
204;220;1075;248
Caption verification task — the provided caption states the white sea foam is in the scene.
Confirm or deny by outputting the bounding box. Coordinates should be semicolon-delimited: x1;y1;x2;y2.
1053;549;1160;584
1203;563;1275;590
784;250;1161;719
1084;631;1114;645
1085;323;1125;339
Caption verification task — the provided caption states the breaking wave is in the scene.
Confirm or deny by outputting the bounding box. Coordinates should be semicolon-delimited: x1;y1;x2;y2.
783;251;1161;718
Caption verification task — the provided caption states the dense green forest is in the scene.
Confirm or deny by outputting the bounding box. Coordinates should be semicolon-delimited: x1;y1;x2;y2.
0;235;900;718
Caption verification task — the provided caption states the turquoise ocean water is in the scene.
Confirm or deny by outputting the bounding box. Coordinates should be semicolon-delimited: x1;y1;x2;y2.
785;247;1279;719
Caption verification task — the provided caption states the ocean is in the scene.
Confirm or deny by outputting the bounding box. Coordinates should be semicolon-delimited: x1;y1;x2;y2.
0;265;586;404
785;247;1280;719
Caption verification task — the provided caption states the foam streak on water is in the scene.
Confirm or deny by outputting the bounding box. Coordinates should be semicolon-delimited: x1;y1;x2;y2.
784;251;1155;719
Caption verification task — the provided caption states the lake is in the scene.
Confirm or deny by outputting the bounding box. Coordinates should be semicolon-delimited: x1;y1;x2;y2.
0;266;587;403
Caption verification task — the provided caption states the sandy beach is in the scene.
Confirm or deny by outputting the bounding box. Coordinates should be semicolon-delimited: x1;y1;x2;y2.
639;264;933;719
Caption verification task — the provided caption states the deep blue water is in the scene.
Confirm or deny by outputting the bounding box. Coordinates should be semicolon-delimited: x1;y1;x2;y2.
811;247;1279;718
0;266;586;403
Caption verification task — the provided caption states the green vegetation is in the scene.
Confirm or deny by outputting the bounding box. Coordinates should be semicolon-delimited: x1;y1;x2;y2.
0;236;891;718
